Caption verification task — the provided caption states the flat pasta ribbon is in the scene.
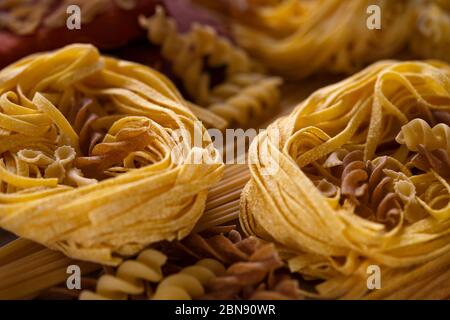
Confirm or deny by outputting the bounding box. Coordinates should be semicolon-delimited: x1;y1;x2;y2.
228;0;416;79
240;60;450;299
0;44;224;266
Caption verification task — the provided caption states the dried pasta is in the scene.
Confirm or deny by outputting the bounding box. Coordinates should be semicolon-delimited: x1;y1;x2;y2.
240;60;450;299
139;6;257;105
0;44;224;266
208;74;282;127
139;6;282;126
227;0;416;79
396;118;450;153
0;163;246;299
80;249;225;300
79;249;167;300
152;258;225;300
411;0;450;63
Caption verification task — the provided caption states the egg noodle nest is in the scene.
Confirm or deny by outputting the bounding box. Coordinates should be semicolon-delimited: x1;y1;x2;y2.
0;44;224;266
241;60;450;299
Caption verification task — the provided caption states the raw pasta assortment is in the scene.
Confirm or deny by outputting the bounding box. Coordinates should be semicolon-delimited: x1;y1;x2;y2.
0;0;449;301
207;0;450;79
240;61;450;299
0;44;223;265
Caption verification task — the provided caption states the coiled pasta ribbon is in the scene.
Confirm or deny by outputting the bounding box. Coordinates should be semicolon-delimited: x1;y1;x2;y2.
79;249;167;300
139;6;282;126
240;60;450;299
0;44;224;265
229;0;416;79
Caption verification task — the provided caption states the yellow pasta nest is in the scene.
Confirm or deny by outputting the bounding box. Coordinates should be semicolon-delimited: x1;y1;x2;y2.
80;248;226;300
0;44;224;266
241;60;450;299
230;0;416;79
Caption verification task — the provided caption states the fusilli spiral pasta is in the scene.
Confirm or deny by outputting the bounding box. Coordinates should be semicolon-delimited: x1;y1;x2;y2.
79;249;167;300
0;44;224;265
201;243;284;299
152;258;225;300
208;74;282;126
396;118;450;153
412;146;450;179
240;60;450;299
139;6;282;126
139;6;258;105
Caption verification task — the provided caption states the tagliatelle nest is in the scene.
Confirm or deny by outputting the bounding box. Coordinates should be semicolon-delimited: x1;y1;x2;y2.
241;60;450;299
0;44;224;266
228;0;416;79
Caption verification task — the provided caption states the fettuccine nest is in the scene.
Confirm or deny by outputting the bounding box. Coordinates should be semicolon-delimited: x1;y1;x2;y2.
230;0;416;79
0;44;224;266
241;60;450;299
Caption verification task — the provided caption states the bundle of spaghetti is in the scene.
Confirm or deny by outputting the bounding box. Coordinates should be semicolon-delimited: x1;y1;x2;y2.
195;163;250;232
0;43;224;266
240;60;450;299
227;0;416;79
36;273;99;300
0;238;99;299
410;0;450;64
139;6;282;126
